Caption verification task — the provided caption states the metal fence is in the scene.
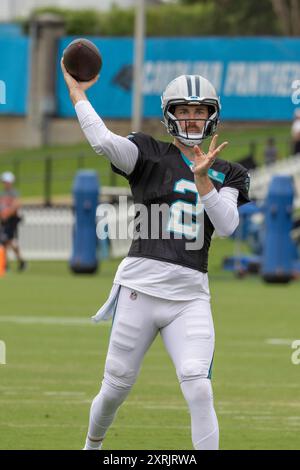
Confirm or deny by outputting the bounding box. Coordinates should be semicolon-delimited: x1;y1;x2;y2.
19;206;74;260
0;152;122;205
250;153;300;208
12;152;300;261
18;204;132;261
0;136;293;206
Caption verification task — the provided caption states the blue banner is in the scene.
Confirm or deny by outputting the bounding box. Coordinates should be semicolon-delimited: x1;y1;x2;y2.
57;37;300;121
0;24;23;36
0;37;30;115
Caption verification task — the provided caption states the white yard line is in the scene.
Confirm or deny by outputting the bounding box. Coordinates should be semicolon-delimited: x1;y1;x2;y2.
0;422;189;430
0;315;111;327
265;339;295;346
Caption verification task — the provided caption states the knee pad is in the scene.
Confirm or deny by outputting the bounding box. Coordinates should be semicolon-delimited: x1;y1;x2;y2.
104;357;137;391
178;359;211;383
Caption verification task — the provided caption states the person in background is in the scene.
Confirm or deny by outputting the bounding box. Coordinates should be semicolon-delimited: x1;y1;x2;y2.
264;137;278;166
0;172;26;271
291;109;300;155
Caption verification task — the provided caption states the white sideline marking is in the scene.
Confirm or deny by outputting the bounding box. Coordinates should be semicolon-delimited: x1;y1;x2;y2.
1;421;299;433
0;422;189;430
265;339;294;346
44;391;86;397
0;316;111;327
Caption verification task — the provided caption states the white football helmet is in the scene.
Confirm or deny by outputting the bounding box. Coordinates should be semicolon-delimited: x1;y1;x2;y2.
161;75;221;147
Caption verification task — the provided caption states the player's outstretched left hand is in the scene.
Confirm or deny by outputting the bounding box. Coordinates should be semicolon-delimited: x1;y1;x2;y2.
192;135;228;177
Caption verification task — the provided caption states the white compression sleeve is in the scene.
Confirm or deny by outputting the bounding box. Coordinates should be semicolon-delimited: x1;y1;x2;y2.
201;186;239;237
74;100;138;175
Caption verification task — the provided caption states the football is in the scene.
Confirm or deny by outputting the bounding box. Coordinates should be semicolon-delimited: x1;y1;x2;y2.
63;38;102;82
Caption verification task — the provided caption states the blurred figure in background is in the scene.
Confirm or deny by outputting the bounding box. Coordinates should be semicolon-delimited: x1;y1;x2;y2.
237;140;257;171
0;172;26;271
291;108;300;155
264;137;278;166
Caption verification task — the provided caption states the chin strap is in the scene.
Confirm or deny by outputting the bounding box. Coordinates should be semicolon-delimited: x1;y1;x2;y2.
177;136;204;147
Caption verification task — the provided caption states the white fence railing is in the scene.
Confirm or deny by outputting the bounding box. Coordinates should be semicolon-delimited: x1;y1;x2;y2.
250;153;300;207
18;205;131;261
19;207;74;260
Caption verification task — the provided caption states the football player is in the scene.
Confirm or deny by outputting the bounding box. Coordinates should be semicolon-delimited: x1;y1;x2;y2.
61;61;250;450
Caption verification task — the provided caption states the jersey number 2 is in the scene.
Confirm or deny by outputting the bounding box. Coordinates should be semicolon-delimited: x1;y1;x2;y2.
167;179;204;239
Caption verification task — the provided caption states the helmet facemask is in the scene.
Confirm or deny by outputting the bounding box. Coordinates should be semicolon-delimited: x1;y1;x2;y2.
163;100;220;147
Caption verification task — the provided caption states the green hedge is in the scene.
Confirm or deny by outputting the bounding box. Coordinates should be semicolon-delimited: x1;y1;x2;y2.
21;3;280;37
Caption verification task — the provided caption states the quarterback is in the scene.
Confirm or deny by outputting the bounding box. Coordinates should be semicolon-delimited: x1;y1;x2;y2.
61;60;250;450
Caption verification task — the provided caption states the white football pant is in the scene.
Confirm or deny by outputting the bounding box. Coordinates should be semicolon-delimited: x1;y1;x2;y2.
86;285;218;450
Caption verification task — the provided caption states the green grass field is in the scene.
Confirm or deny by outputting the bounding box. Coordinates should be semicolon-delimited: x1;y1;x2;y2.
1;238;300;450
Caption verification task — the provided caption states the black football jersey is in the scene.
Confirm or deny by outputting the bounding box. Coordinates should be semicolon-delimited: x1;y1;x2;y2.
111;132;250;273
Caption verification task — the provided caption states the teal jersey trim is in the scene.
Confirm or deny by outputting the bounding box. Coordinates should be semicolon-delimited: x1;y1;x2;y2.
180;151;194;170
180;151;225;184
207;168;225;184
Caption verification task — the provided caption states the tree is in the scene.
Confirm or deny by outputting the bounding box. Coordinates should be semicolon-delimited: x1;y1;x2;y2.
177;0;280;35
270;0;300;35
